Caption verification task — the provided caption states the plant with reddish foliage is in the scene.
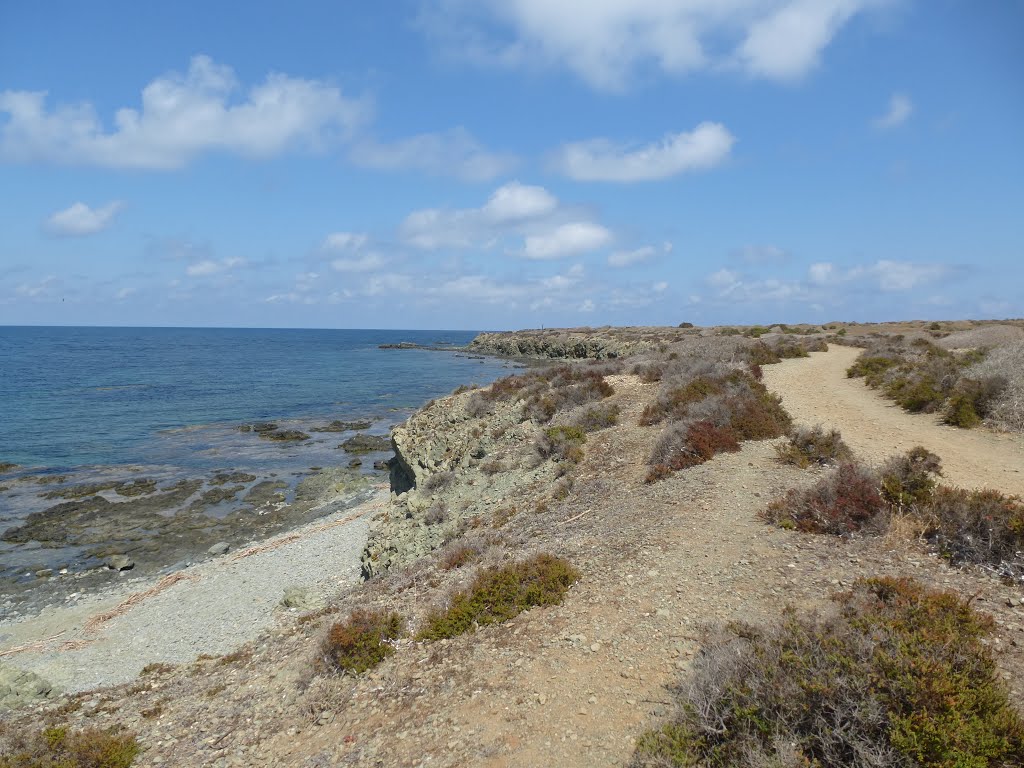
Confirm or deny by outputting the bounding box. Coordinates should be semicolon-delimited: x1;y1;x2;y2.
762;462;886;534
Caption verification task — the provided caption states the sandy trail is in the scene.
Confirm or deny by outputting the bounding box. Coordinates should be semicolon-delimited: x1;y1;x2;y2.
763;345;1024;497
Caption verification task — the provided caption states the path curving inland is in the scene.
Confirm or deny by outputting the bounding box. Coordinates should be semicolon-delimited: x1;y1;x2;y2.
762;345;1024;497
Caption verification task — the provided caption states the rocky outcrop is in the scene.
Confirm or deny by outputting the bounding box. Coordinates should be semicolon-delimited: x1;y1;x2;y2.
361;388;551;579
468;329;657;360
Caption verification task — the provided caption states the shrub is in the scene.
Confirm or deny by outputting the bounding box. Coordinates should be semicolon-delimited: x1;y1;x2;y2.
439;542;479;571
923;487;1024;582
479;459;505;476
848;340;1000;426
422;471;455;493
535;425;587;464
762;461;886;534
725;388;791;439
966;341;1024;433
573;402;621;432
416;554;579;641
879;446;943;509
0;726;140;768
646;421;741;482
631;577;1024;768
774;425;852;467
424;502;448;526
319;609;404;676
744;341;781;366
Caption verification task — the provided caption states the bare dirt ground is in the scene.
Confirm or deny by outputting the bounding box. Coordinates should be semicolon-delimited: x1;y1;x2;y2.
4;365;1024;767
762;345;1024;496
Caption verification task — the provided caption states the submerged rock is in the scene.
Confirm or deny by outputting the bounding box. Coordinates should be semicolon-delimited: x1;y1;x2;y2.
0;463;19;473
312;420;372;433
210;471;257;486
338;434;391;454
259;429;310;442
238;422;278;433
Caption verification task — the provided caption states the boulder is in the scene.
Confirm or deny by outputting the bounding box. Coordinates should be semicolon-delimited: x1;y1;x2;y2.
0;664;59;711
208;541;230;556
338;434;391;454
105;554;135;571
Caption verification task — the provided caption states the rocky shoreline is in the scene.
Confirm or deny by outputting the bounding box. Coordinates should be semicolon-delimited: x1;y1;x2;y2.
0;415;399;618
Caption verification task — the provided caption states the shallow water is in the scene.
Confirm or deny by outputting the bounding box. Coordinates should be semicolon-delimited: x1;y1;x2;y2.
0;327;517;602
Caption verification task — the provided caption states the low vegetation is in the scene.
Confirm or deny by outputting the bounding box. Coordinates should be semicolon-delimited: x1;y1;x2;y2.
572;402;620;432
846;337;1014;430
535;425;587;467
466;364;615;424
774;425;852;467
416;553;579;641
318;608;404;676
632;577;1024;768
0;725;140;768
642;359;792;482
764;447;1024;582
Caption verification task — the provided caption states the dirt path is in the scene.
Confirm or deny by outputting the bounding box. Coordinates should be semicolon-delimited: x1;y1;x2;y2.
763;345;1024;497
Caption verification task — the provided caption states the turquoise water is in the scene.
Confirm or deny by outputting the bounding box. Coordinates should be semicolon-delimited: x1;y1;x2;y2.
0;326;514;470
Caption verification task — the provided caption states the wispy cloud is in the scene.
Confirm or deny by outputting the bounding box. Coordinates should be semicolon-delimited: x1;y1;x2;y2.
45;200;124;236
550;123;734;182
350;127;517;182
186;257;246;277
0;55;367;169
873;92;913;130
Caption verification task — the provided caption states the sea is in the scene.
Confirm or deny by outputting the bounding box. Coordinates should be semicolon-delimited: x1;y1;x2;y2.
0;327;519;593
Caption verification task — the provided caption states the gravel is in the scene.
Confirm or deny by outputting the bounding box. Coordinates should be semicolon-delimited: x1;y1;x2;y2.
0;491;382;693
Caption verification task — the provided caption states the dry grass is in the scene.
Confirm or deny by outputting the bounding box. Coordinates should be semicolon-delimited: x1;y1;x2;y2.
967;340;1024;433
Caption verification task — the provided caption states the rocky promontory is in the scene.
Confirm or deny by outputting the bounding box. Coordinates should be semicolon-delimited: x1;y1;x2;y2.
467;326;696;360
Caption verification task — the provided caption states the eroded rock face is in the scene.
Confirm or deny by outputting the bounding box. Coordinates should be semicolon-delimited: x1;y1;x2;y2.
361;388;553;579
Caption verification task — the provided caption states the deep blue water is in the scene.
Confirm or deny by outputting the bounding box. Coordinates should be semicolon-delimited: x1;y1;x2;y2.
0;326;513;470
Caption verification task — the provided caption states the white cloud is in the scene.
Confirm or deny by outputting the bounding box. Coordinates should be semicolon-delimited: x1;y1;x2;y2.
736;0;871;81
653;281;669;292
0;55;367;169
873;92;913;129
523;222;612;260
350;127;517;182
808;261;835;285
578;299;596;312
186;257;245;277
870;260;946;291
608;245;657;268
482;181;557;222
331;253;387;272
551;123;734;181
45;201;123;236
322;232;369;251
708;268;741;289
609;241;672;268
424;0;892;89
400;181;610;258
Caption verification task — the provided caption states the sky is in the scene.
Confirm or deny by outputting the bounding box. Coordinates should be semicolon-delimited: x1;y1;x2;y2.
0;0;1021;330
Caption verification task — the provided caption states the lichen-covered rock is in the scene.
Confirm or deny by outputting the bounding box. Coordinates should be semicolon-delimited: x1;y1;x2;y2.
0;665;59;711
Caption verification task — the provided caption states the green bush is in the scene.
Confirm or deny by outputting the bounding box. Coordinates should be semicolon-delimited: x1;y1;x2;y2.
416;554;579;641
774;425;852;468
632;578;1024;768
0;726;139;768
573;402;621;432
319;609;404;676
535;425;587;465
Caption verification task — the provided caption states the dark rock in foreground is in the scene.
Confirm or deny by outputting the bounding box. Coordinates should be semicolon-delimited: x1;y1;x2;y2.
258;429;310;442
339;435;391;454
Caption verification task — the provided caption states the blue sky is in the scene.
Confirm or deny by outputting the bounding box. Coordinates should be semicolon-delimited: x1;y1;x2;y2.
1;0;1021;330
